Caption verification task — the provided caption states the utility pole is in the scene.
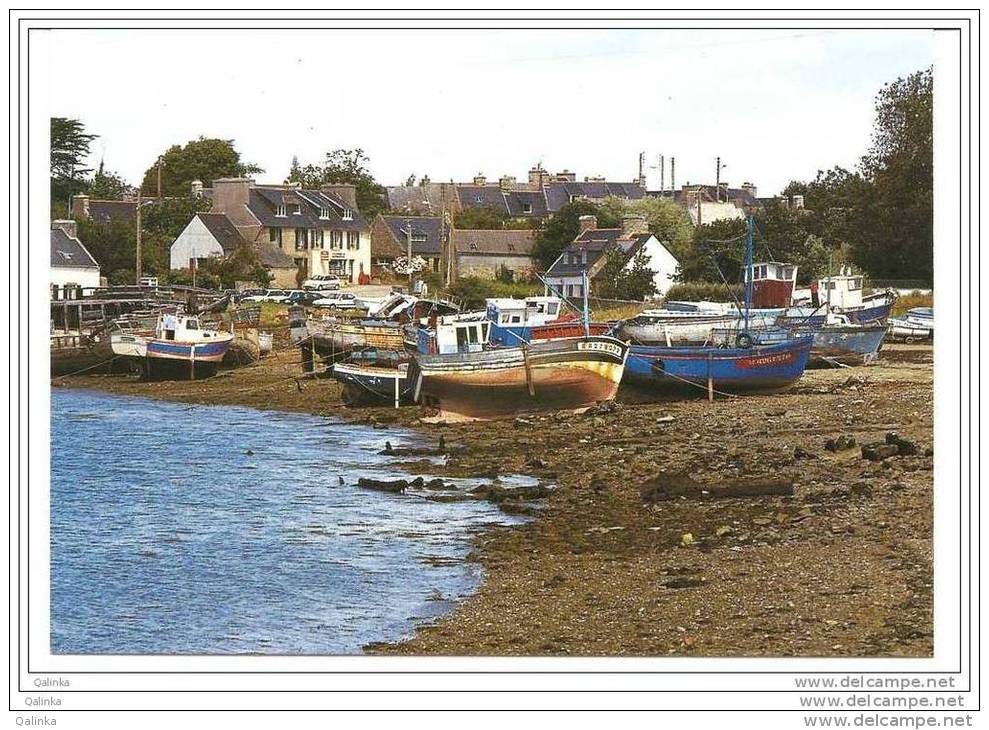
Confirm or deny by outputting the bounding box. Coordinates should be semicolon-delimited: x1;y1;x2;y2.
659;155;665;196
156;156;164;199
135;190;143;283
405;219;413;292
671;157;676;196
696;188;703;227
715;156;721;203
638;151;646;187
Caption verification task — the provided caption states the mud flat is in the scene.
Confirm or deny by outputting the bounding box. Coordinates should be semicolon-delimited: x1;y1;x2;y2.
57;342;934;656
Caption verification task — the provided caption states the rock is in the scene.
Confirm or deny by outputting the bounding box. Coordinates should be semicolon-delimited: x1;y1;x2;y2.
640;472;794;502
338;476;344;485
861;443;898;461
409;476;425;488
793;446;817;460
245;449;254;455
885;432;918;455
924;446;934;458
383;441;393;453
715;525;734;537
680;532;694;547
357;477;408;493
655;415;676;424
664;576;706;589
825;434;857;452
527;457;548;469
424;478;455;491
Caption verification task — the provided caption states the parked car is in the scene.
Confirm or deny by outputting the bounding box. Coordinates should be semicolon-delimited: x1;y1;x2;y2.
285;290;322;306
234;288;265;303
302;274;342;291
312;292;360;309
239;289;292;303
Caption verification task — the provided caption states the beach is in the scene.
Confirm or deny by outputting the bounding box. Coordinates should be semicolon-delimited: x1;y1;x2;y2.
56;341;934;656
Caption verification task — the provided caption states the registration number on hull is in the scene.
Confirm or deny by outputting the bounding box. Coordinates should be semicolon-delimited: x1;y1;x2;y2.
576;341;623;358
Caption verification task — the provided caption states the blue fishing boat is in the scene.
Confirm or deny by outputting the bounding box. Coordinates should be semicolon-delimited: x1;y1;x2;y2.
623;216;812;395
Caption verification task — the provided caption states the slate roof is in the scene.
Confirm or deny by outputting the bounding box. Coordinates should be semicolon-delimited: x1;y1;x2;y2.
504;190;548;218
385;183;454;213
87;200;139;225
247;187;368;231
380;215;444;255
51;228;100;269
196;212;247;255
456;185;511;215
258;242;296;268
545;230;655;277
451;229;537;256
543;182;645;212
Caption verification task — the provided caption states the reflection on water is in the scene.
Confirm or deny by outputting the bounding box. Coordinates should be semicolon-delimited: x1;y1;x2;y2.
50;389;526;655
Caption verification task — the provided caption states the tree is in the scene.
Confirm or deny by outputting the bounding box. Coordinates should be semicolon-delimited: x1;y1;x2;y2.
852;67;933;283
595;248;657;301
140;137;262;196
678;218;748;284
454;204;507;230
89;166;130;200
141;196;212;239
598;196;694;260
288;148;387;219
51;117;96;206
532;200;621;270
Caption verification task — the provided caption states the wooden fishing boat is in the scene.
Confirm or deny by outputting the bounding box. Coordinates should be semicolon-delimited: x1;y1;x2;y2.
331;350;417;407
110;312;234;379
415;334;629;421
888;307;933;342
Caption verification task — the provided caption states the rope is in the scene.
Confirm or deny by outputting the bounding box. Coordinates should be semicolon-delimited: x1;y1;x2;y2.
51;354;124;380
625;351;741;399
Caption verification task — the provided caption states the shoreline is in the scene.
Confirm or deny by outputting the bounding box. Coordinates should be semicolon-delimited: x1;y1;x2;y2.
54;342;935;656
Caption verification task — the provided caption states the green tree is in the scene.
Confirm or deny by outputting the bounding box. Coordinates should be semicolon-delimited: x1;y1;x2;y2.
288;148;387;219
598;196;694;260
678;218;748;284
89;166;130;200
454;204;507;230
51;117;96;207
532;201;620;270
141;196;212;239
595;248;657;301
140;137;262;196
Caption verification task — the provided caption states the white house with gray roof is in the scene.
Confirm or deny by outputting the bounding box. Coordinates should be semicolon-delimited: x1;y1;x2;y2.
50;220;101;298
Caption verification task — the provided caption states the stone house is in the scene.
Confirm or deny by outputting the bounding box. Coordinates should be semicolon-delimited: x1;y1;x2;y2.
168;212;297;288
543;215;680;299
208;178;372;284
371;215;445;274
450;229;537;281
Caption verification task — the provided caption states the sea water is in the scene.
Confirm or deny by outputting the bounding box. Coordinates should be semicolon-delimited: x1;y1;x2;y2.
50;388;526;654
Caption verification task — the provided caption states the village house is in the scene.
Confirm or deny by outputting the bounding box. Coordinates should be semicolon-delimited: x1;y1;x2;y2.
370;215;445;274
50;220;101;298
384;182;459;217
206;178;372;284
543;214;680;299
70;194;145;226
450;228;537;281
168;212;297;288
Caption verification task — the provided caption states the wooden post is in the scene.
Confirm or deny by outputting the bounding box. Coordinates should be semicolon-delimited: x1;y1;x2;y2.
522;346;535;397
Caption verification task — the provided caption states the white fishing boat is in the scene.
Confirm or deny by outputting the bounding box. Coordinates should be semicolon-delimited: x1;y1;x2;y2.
889;307;933;342
110;312;234;379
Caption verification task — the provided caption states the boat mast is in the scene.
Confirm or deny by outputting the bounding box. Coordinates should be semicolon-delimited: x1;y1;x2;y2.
744;214;754;332
581;268;590;337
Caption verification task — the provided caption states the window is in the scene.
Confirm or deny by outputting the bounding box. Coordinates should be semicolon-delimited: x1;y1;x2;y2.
290;204;301;215
275;204;287;217
467;326;479;345
347;231;360;249
456;327;468;351
342;208;354;221
295;228;307;250
581;251;587;264
849;277;863;291
469;242;478;251
510;314;521;324
319;207;330;219
475;195;483;203
500;314;511;324
522;202;533;214
507;244;515;251
186;319;199;330
432;258;439;272
269;228;282;246
548;303;559;316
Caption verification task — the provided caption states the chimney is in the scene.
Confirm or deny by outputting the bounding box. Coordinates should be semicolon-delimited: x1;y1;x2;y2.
528;166;546;187
52;219;78;239
320;183;358;209
621;214;648;236
584;175;606;183
473;173;487;186
791;194;805;209
211;178;252;215
555;169;576;183
578;215;597;234
70;194;90;220
190;179;204;197
499;175;516;191
741;181;757;199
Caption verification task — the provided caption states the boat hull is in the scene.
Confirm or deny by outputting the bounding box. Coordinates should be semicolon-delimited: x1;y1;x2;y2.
332;363;416;406
625;337;812;393
312;323;405;356
806;325;888;366
416;336;629;420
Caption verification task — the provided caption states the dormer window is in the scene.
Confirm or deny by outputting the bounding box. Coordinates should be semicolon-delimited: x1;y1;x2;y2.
319;207;330;219
275;204;287;217
290;204;301;215
522;202;533;214
475;195;483;204
342;208;354;221
469;242;478;251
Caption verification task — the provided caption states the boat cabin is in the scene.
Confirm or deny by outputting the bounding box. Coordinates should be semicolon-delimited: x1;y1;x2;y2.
749;262;798;308
417;313;490;355
485;297;563;328
156;313;222;343
818;269;865;310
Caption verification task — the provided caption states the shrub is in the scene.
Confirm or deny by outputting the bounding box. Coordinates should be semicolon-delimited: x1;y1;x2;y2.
445;276;542;308
664;281;743;303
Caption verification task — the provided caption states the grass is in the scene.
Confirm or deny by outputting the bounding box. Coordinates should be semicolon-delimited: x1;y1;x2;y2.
892;291;934;317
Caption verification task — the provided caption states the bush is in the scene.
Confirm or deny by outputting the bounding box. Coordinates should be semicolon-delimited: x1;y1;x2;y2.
445;276;542;308
664;281;743;303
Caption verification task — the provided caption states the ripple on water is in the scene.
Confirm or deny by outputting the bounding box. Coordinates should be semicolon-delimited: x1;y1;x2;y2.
51;389;529;655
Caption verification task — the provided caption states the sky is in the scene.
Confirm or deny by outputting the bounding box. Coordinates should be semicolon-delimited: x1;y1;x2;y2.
42;28;933;196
